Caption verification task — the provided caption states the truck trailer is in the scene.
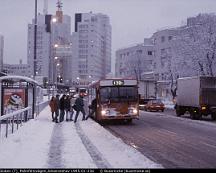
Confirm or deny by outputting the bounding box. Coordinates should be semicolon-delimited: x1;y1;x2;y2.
175;76;216;120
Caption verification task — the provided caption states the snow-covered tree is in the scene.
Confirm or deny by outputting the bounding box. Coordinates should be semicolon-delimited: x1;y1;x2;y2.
172;14;216;78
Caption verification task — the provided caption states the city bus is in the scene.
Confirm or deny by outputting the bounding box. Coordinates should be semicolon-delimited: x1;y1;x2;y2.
88;78;139;123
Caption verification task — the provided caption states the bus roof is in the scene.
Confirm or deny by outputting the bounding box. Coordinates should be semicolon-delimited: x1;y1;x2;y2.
89;78;137;88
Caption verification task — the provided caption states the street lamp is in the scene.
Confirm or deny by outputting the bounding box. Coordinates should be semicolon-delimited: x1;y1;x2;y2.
88;75;92;85
32;0;38;119
76;77;80;85
52;17;57;23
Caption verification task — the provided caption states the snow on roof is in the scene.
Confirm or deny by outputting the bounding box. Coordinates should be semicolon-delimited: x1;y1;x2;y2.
141;71;154;75
0;75;39;85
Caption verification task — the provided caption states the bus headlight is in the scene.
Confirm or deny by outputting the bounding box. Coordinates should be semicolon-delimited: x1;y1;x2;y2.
129;108;138;114
133;109;138;114
101;109;110;115
101;110;106;115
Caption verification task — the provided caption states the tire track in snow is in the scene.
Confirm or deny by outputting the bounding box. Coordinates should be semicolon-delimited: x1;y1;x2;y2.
75;122;111;168
47;123;65;168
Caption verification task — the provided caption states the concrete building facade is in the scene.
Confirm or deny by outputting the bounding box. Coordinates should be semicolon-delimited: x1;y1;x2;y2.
72;12;112;86
3;60;31;77
115;14;216;99
27;14;51;78
27;9;73;87
115;40;154;80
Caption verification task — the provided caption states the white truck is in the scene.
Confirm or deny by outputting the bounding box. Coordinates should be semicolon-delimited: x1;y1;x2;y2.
138;80;156;99
175;76;216;120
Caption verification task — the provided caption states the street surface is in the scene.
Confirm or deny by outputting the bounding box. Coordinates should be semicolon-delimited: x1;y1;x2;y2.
104;109;216;168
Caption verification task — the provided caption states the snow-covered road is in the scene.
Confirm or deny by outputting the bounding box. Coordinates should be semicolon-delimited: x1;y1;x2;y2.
0;106;162;168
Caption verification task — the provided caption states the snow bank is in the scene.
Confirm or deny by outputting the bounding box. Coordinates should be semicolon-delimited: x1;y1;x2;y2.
0;107;54;168
161;98;175;109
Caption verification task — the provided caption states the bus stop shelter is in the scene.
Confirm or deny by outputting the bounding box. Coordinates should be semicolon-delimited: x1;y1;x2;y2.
0;75;39;119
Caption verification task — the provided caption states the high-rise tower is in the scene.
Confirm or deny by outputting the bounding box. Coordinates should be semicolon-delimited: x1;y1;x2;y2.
72;12;112;85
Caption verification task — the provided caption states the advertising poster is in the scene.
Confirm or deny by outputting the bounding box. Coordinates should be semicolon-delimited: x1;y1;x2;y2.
2;88;26;115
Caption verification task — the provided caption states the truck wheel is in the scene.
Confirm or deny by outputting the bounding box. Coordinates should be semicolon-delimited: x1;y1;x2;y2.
211;113;216;121
190;112;196;120
190;111;201;120
195;113;202;120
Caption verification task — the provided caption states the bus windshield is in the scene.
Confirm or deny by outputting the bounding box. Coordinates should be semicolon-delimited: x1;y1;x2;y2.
100;86;138;103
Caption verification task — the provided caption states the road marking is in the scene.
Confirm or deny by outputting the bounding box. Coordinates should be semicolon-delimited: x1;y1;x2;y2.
200;141;216;149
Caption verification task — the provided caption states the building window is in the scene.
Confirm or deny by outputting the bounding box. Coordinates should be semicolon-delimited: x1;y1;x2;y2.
161;36;165;43
168;36;172;41
136;50;142;54
161;49;165;56
147;51;152;55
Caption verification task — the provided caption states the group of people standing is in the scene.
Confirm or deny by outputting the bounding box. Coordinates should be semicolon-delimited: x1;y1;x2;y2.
49;94;87;123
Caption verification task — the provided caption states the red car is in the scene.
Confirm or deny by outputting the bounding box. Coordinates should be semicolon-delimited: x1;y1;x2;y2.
145;99;165;112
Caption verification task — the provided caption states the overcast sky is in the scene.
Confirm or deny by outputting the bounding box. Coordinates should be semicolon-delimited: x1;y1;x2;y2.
1;0;216;71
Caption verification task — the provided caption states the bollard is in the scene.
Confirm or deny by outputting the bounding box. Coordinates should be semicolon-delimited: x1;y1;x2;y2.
6;119;8;138
16;114;19;130
12;116;14;134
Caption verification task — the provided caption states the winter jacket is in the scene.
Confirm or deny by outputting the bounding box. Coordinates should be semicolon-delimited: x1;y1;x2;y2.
75;97;84;111
59;97;65;110
64;98;71;110
56;97;60;109
49;99;57;112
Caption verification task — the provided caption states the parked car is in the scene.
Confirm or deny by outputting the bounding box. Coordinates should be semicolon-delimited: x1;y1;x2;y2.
139;98;155;110
139;98;147;110
145;99;165;112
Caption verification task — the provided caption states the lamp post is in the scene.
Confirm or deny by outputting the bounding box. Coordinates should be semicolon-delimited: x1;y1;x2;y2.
52;54;59;93
49;17;57;96
32;0;37;119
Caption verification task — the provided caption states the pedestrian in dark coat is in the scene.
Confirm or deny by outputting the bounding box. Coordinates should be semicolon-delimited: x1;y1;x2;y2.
74;95;86;123
54;94;60;123
69;95;75;121
86;98;97;120
49;96;57;121
59;94;66;122
65;95;71;121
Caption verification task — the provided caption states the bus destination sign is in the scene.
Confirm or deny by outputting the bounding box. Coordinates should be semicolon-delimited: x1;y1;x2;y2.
112;80;124;86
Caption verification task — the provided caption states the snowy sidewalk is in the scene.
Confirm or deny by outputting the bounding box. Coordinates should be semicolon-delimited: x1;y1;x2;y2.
0;106;162;168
